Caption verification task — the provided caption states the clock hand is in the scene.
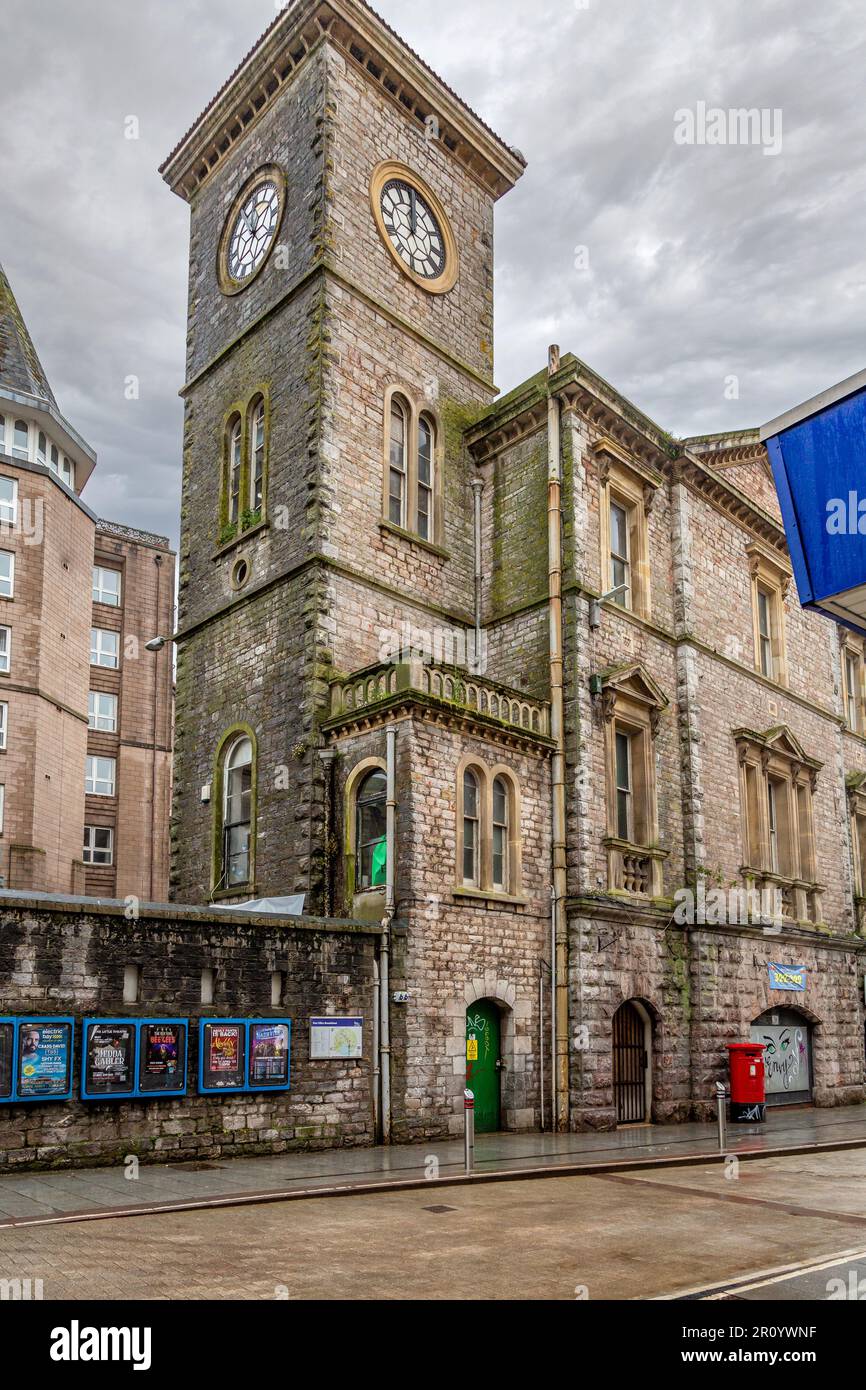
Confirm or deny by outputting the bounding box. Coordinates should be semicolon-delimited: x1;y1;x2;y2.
409;189;417;235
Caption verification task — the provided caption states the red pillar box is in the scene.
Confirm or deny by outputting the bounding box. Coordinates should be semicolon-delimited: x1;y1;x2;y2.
727;1042;766;1122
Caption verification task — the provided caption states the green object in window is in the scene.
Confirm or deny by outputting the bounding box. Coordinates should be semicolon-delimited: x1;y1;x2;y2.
371;837;387;886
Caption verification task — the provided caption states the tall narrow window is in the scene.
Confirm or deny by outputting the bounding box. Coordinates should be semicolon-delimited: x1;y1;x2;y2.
228;418;242;527
0;417;4;454
250;399;265;513
356;768;387;890
609;500;631;606
463;769;480;886
222;736;253;887
0;702;7;751
417;415;434;541
0;626;11;675
0;478;15;527
389;398;407;528
49;444;59;474
12;421;28;460
0;551;14;599
492;776;509;891
767;779;779;872
846;650;861;731
615;729;632;839
36;432;46;465
757;587;774;678
0;783;5;833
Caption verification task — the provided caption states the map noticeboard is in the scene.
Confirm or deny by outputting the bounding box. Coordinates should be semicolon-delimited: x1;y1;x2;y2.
310;1017;363;1060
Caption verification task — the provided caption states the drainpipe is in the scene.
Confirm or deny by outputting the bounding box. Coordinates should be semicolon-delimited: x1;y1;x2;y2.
380;722;397;1142
547;346;569;1131
372;953;380;1139
471;477;484;672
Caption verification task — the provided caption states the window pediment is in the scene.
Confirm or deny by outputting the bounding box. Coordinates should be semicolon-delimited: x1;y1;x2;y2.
593;436;664;498
599;663;669;729
734;725;822;777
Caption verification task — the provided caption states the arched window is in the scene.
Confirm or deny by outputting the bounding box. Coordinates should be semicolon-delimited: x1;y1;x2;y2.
389;397;408;528
356;768;387;889
222;736;253;887
249;398;265;513
12;420;28;460
417;414;434;540
463;768;480;886
492;775;509;891
0;417;4;453
36;432;47;465
227;418;242;526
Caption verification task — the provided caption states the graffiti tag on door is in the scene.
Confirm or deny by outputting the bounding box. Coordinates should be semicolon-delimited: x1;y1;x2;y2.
757;1025;807;1093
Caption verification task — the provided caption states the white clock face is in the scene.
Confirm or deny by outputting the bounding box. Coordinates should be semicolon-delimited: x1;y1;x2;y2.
380;179;446;281
227;180;281;283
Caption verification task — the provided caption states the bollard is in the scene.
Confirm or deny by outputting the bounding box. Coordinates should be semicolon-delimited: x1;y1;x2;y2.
463;1088;475;1174
715;1081;728;1151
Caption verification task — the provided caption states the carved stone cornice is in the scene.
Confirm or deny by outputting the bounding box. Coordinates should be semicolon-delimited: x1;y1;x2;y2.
161;0;525;202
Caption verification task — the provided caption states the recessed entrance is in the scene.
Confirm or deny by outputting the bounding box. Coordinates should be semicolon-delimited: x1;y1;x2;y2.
751;1007;813;1105
613;999;652;1124
465;1000;501;1132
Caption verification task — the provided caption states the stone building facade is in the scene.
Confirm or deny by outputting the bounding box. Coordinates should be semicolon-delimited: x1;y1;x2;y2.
163;0;866;1140
0;264;175;899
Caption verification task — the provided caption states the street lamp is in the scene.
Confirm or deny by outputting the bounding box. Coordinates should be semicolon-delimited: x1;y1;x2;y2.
588;583;629;628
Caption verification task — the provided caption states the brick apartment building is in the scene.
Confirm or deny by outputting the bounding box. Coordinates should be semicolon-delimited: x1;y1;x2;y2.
0;263;174;900
162;0;866;1136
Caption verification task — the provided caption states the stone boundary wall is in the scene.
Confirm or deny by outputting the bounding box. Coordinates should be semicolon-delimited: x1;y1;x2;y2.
0;894;379;1172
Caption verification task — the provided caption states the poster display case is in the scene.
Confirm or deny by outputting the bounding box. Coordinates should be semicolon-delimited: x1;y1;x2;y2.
81;1018;188;1101
0;1017;75;1103
198;1018;291;1094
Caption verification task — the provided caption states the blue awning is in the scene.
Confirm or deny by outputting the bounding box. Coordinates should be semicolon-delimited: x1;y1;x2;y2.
761;367;866;632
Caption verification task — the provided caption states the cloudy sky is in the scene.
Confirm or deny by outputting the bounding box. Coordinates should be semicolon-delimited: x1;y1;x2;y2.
1;0;864;545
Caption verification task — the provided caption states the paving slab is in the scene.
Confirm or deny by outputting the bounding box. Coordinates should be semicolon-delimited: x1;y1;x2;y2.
0;1102;864;1227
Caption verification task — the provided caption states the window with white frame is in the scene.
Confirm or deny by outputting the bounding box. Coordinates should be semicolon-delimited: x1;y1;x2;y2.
0;626;10;674
492;775;510;891
86;755;115;796
12;420;28;460
0;702;7;750
92;566;121;607
90;628;119;668
88;691;117;732
83;825;114;865
0;477;17;527
60;457;74;487
0;551;13;599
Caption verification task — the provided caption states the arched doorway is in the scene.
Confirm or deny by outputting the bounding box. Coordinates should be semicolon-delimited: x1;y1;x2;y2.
613;999;653;1124
465;1000;501;1132
751;1008;813;1105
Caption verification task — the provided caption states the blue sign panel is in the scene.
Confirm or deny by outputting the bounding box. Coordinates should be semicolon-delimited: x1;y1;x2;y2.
0;1017;74;1103
768;963;807;992
81;1019;188;1101
198;1018;291;1095
762;370;866;632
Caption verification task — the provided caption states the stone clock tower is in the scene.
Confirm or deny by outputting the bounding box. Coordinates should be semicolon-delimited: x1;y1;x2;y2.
161;0;525;906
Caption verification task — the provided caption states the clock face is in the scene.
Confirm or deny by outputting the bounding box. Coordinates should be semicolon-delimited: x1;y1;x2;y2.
380;179;447;281
226;179;281;284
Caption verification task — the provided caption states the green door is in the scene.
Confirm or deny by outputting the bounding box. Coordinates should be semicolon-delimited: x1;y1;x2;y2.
465;1001;501;1133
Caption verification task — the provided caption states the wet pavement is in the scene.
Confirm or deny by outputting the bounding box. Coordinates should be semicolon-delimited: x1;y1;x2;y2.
3;1147;866;1300
0;1102;865;1226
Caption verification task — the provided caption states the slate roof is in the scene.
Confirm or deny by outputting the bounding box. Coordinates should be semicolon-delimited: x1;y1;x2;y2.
0;262;57;407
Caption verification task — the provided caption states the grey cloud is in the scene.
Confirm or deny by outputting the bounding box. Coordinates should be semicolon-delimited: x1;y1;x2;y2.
1;0;863;547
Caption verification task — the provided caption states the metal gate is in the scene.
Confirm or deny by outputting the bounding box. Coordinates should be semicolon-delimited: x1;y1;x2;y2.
613;1001;647;1124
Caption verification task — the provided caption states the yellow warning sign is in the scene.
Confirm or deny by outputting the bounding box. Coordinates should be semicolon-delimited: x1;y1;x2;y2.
466;1036;478;1061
